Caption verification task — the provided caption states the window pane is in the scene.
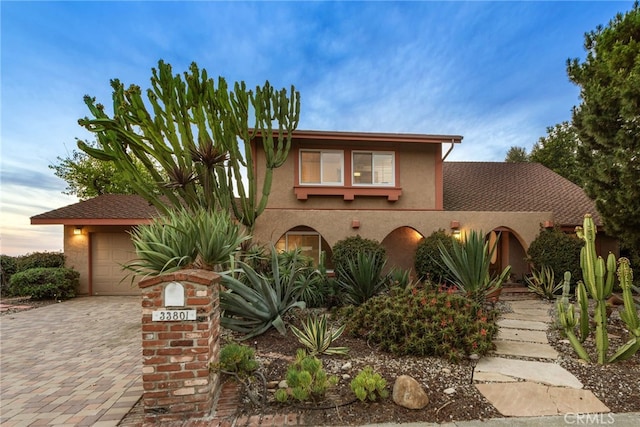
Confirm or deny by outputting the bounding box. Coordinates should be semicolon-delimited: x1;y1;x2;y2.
301;152;320;183
353;152;372;184
322;152;342;184
374;154;393;184
286;234;320;264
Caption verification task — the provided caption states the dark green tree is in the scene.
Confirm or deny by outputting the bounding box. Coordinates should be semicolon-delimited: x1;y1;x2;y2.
567;2;640;265
504;146;529;163
77;60;300;234
49;141;158;199
529;122;582;186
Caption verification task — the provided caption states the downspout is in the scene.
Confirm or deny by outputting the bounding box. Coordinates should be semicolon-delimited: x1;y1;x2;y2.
442;139;456;161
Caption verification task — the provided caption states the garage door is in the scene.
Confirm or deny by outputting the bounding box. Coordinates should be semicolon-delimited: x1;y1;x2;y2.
91;232;139;295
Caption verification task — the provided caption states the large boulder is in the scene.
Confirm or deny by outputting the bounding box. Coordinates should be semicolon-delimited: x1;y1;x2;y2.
392;375;429;410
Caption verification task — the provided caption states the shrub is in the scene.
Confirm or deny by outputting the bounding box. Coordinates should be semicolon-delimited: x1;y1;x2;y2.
344;286;499;362
1;255;18;292
214;343;259;376
16;252;65;272
351;366;389;402
331;235;386;274
336;252;389;305
414;229;454;284
8;267;78;300
280;349;338;403
528;226;583;284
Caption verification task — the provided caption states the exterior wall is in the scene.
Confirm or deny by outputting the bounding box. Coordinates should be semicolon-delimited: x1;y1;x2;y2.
64;224;135;295
254;209;553;273
256;139;440;210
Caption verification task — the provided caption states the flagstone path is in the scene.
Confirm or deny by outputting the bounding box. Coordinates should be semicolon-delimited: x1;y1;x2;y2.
473;296;610;417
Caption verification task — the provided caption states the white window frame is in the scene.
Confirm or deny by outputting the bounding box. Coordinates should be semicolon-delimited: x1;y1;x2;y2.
299;149;344;186
351;151;395;186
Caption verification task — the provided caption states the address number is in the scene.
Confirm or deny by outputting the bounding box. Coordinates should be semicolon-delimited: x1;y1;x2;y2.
152;309;196;321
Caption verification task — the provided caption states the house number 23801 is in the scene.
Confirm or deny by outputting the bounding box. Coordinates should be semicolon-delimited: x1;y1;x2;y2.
152;310;196;321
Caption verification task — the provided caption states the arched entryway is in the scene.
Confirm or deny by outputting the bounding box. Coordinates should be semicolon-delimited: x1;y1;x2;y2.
486;227;528;282
381;226;424;275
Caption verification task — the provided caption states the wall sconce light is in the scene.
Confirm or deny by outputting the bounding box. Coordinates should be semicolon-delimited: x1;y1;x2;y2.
543;220;554;229
74;226;83;235
450;220;461;239
351;219;360;229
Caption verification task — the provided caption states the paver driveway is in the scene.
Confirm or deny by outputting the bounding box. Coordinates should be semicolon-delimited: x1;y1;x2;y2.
0;297;142;426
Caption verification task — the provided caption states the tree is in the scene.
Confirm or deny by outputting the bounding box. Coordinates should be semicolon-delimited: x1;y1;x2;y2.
77;60;300;234
567;2;640;265
529;121;582;186
49;141;158;199
504;146;529;162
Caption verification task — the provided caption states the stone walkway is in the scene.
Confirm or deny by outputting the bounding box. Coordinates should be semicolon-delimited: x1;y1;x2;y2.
473;298;610;417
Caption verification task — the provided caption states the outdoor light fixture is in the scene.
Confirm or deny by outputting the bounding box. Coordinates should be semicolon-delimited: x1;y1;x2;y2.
450;220;461;240
74;226;83;235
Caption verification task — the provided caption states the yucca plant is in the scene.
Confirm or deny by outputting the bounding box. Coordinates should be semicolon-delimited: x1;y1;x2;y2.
290;314;349;356
125;208;247;280
336;252;389;305
220;246;307;339
525;265;562;300
438;230;511;303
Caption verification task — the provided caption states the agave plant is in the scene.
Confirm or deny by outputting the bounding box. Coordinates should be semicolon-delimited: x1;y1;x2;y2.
525;265;562;300
438;230;511;303
220;246;307;339
290;314;349;356
125;207;247;280
336;251;389;305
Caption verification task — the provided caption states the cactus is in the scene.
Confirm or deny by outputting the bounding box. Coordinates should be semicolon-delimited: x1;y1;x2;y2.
563;214;640;364
609;258;640;362
556;271;591;362
78;61;300;234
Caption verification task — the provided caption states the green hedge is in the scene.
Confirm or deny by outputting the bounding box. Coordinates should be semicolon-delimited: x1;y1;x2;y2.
414;229;454;284
17;252;65;272
331;235;386;273
1;255;18;292
8;267;79;300
527;227;583;284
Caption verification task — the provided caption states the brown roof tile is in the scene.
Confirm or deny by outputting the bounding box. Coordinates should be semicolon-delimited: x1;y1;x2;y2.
443;162;600;226
30;194;159;225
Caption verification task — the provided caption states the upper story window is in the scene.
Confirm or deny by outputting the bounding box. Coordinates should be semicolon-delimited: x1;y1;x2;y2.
352;151;394;186
300;150;343;185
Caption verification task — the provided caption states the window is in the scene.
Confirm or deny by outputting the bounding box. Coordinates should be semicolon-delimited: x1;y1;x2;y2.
300;150;343;185
276;232;321;264
352;151;394;186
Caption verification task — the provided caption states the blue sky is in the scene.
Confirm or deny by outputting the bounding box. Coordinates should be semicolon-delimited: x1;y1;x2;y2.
0;0;633;256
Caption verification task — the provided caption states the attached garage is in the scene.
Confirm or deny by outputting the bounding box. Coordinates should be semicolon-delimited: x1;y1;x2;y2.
91;232;138;295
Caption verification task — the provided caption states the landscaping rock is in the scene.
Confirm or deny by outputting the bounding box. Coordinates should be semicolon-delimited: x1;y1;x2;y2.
341;362;352;371
444;387;456;395
392;375;429;409
278;380;288;389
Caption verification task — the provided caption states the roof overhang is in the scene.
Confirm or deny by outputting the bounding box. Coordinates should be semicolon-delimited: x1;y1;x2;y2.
30;218;152;226
289;129;463;145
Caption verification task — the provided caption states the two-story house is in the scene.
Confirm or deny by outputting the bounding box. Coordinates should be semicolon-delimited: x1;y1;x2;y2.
31;129;616;296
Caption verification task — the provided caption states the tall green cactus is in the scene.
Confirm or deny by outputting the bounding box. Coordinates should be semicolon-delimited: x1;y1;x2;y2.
556;271;591;362
609;258;640;362
77;60;300;234
562;214;640;363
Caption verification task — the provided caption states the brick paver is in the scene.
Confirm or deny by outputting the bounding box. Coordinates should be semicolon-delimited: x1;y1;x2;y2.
0;297;142;426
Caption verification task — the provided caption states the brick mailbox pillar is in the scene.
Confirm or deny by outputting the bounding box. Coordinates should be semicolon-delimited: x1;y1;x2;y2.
139;269;221;423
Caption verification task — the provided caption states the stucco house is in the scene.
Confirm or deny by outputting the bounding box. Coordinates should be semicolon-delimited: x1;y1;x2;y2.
31;129;615;296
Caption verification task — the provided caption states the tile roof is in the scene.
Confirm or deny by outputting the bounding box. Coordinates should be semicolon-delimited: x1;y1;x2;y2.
31;163;600;227
30;194;159;225
443;162;601;226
